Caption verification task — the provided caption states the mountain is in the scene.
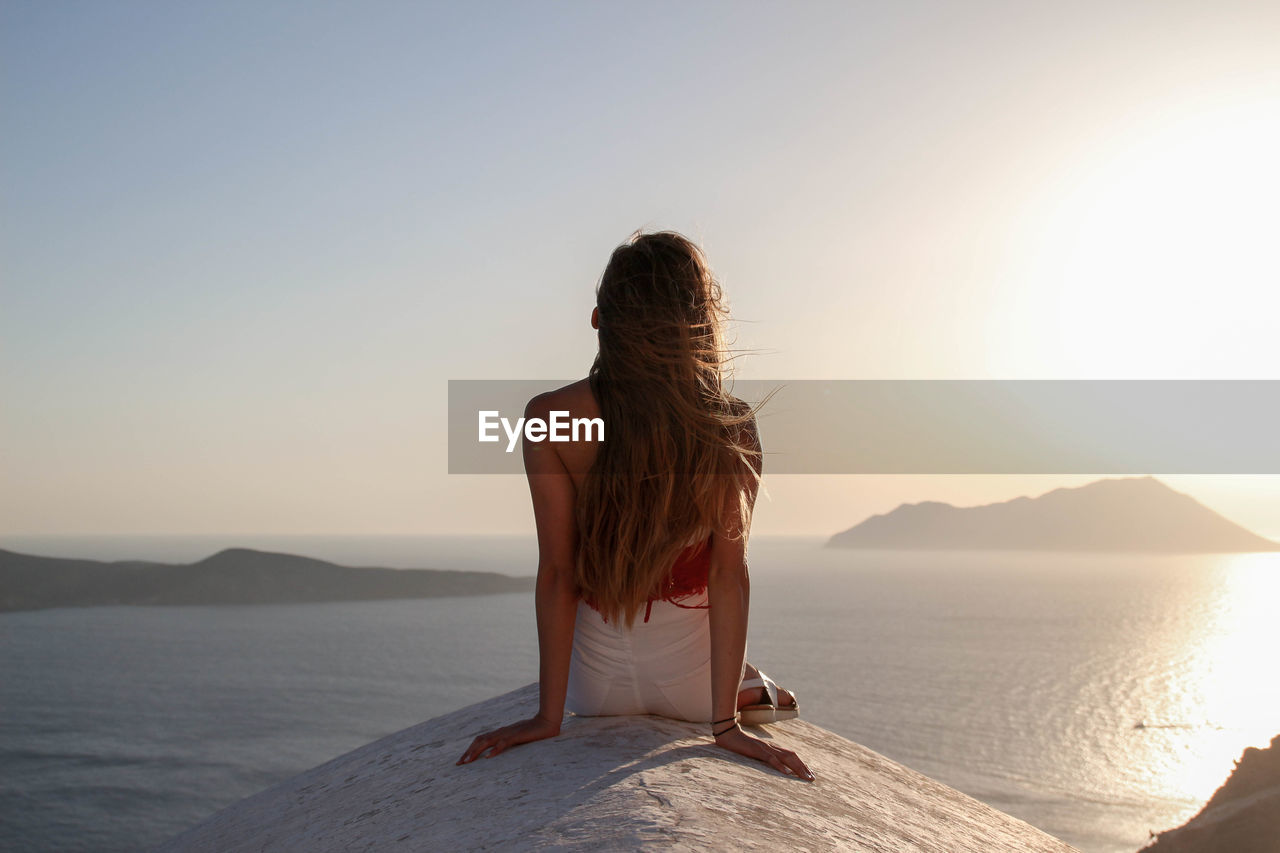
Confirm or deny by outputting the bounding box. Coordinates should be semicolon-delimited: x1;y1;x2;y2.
827;477;1280;552
0;547;534;613
1141;734;1280;853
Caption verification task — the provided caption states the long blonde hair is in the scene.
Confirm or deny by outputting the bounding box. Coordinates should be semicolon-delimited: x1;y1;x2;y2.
575;230;764;628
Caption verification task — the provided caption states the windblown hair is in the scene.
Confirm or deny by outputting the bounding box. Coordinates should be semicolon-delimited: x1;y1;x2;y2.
575;230;765;629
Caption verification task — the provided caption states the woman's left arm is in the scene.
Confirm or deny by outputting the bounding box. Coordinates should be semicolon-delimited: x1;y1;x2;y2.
707;416;814;781
457;392;578;764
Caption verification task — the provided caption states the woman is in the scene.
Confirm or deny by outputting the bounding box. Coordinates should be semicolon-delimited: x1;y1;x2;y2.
456;230;813;782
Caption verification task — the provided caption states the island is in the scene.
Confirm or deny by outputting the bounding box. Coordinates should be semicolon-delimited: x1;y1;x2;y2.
0;547;533;613
827;476;1280;553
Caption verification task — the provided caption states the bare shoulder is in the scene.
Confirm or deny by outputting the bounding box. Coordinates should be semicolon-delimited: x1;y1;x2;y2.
523;378;600;479
525;378;599;420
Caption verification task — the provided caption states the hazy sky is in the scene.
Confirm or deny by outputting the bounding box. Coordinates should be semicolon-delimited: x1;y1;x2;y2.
3;0;1278;538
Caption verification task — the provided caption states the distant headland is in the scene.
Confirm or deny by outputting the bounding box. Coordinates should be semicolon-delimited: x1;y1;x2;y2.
827;476;1280;553
0;547;534;613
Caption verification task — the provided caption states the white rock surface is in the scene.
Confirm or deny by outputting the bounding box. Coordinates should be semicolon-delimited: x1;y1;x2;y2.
154;682;1078;852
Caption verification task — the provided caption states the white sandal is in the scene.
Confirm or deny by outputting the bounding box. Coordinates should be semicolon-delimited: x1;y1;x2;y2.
738;669;800;726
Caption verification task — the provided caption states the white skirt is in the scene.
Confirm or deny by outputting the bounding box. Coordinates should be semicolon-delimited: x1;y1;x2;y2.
565;588;749;723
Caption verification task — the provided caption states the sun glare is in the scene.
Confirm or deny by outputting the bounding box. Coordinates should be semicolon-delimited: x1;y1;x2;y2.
1016;96;1280;376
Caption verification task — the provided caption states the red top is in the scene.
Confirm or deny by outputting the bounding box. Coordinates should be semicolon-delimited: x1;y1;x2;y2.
583;535;713;624
652;535;713;611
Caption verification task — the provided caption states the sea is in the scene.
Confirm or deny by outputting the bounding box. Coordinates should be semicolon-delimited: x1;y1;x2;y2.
2;534;1277;853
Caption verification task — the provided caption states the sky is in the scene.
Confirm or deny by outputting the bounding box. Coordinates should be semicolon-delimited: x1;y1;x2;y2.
2;0;1278;538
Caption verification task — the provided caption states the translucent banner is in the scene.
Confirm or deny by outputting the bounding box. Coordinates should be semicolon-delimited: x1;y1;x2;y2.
448;380;1280;474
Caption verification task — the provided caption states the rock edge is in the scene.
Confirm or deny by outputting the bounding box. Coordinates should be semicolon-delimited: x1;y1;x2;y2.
154;682;1078;852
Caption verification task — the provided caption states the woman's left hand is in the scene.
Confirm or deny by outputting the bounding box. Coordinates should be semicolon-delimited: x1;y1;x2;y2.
712;725;814;781
456;715;562;765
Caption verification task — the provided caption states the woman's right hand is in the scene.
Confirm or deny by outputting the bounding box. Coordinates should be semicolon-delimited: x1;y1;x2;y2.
713;725;815;781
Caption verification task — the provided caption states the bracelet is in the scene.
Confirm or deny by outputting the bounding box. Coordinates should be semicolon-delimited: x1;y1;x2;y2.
712;721;739;738
710;715;738;727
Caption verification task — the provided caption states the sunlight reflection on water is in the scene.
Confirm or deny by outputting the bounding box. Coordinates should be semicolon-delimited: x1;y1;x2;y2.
1161;552;1280;803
